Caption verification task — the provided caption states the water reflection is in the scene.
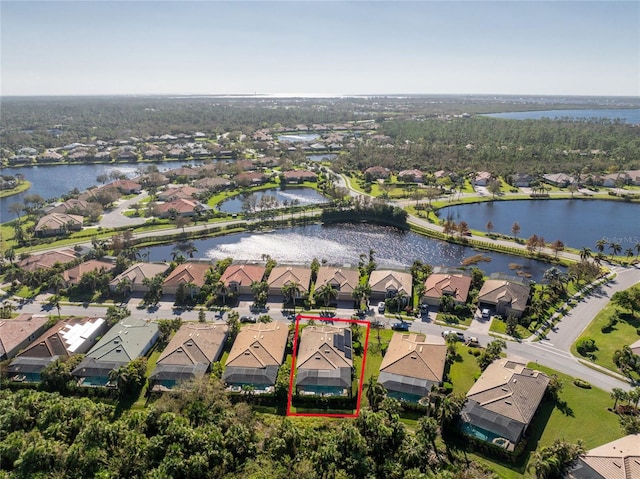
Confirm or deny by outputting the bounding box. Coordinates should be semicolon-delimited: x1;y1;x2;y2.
217;188;328;213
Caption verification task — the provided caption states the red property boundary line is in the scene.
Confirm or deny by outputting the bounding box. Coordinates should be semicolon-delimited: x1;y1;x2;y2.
286;314;371;418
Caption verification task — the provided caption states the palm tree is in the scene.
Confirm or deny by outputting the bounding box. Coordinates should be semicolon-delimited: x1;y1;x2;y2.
394;289;409;312
364;376;387;412
595;239;607;254
48;274;65;296
579;247;592;262
315;283;338;308
115;277;133;299
611;387;628;410
281;282;301;311
625;248;634;264
609;242;622;259
3;247;16;265
635;242;640;259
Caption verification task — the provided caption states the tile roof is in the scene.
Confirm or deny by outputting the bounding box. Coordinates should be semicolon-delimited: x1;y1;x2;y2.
478;278;530;313
569;434;640;479
267;266;311;293
379;333;447;383
315;267;359;295
62;260;115;285
466;359;550;425
156;322;228;366
220;264;266;287
423;272;472;303
296;325;353;371
368;270;412;296
109;262;169;287
85;318;159;362
17;249;78;273
162;262;212;288
0;314;49;359
225;321;288;369
35;212;83;232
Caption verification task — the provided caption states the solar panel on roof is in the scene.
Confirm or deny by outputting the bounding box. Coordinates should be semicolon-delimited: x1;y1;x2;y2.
334;334;344;351
344;346;352;360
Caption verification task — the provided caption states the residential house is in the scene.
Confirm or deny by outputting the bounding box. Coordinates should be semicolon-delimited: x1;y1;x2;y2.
630;338;640;356
149;322;228;391
567;434;640;479
106;179;142;194
314;267;360;302
282;170;318;184
154;198;206;218
397;169;424;183
510;173;534;188
422;268;472;306
234;171;269;186
600;172;629;188
477;273;531;318
34;212;83;236
219;264;266;296
17;249;78;273
46;198;91;215
378;333;447;402
222;321;289;392
61;259;115;287
157;186;203;201
8;317;107;382
0;314;49;360
368;270;412;301
295;325;353;397
109;262;169;293
460;359;549;450
38;150;63;163
161;261;212;296
116;150;138;161
144;149;164;160
474;171;493;186
165;167;199;179
543;173;575;188
623;170;640;186
194;176;234;191
364;166;391;180
72;318;160;387
267;266;311;299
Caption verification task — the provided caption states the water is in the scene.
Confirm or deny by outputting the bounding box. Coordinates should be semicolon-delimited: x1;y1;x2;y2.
484;108;640;124
277;133;320;143
306;154;338;162
0;160;204;221
146;223;561;282
217;188;329;213
438;200;639;250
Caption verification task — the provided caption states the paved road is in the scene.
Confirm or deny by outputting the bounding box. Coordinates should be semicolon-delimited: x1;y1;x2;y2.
98;192;149;228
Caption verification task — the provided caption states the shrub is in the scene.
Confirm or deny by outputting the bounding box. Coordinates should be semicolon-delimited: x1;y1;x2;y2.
576;337;597;356
573;378;592;389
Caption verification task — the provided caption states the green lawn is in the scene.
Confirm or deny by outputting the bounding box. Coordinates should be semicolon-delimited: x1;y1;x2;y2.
570;285;640;380
447;344;481;395
489;318;533;339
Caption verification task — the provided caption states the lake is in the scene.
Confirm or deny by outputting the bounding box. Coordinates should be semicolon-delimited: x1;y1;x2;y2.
145;223;562;282
0;160;204;221
217;187;329;213
484;108;640;124
438;199;639;250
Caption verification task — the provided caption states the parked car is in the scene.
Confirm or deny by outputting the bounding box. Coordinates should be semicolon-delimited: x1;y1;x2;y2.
466;336;480;347
240;315;257;323
481;308;491;319
442;330;465;341
378;302;386;313
391;321;409;331
371;319;384;329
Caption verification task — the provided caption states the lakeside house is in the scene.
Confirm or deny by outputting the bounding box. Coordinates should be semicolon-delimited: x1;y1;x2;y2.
314;267;360;302
222;321;288;393
510;173;534;187
422;268;472;306
368;270;412;302
219;264;266;296
397;169;424;183
474;171;493;186
61;259;115;287
161;261;212;296
267;266;311;300
154;198;207;218
281;170;318;184
17;249;78;273
72;318;159;387
149;322;228;391
8;317;107;383
567;434;640;479
0;314;49;360
295;325;353;397
543;173;575;187
157;186;203;201
460;359;549;451
378;333;447;403
109;262;170;294
34;212;83;236
193;176;234;191
477;273;531;319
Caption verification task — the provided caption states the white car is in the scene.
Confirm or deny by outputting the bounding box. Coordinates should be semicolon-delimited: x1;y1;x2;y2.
481;308;491;319
378;302;386;313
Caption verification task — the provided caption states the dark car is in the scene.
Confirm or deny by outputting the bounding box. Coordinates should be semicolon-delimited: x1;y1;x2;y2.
391;322;410;331
240;315;257;323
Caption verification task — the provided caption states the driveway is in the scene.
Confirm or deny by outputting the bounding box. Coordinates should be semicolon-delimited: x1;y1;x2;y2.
98;192;149;229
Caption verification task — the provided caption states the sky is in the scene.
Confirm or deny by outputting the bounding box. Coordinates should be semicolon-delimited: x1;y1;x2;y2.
1;1;639;97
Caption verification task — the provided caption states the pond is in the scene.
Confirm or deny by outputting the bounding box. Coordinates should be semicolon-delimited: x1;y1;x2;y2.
437;199;639;250
145;223;562;282
217;187;329;213
0;160;205;221
306;154;338;162
483;108;640;124
277;133;320;143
